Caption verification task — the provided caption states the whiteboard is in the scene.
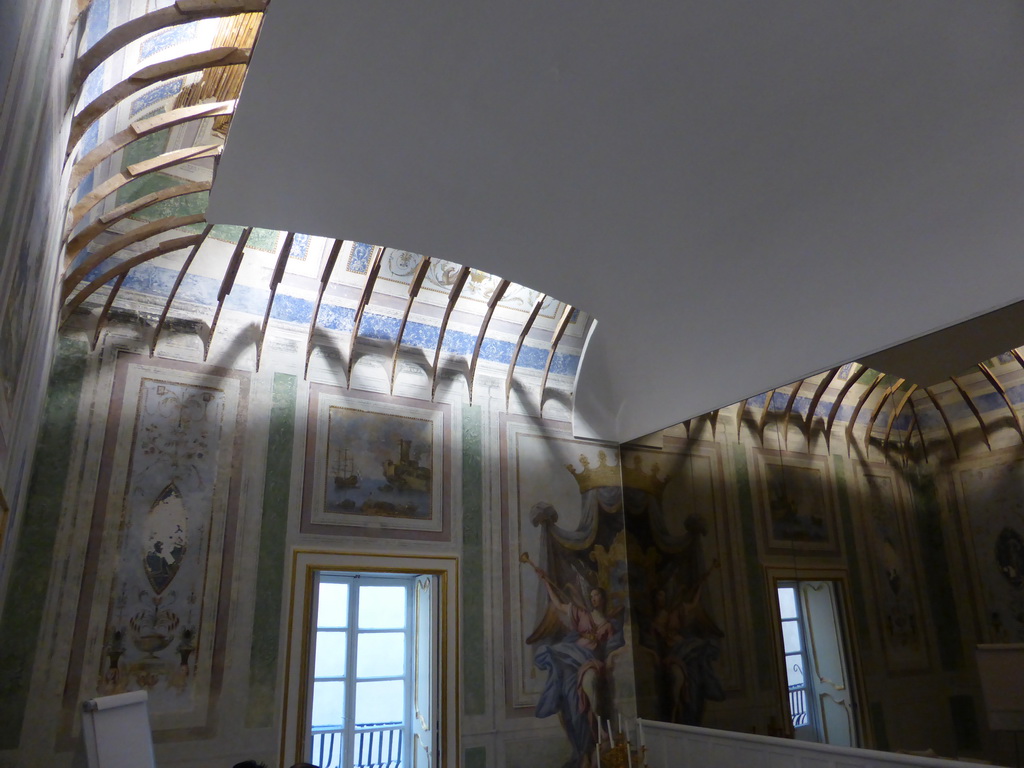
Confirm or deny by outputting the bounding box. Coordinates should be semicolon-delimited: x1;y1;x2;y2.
82;690;157;768
975;644;1024;731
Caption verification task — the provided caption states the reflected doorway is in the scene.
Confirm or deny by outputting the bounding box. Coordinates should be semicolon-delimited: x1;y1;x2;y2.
776;580;859;747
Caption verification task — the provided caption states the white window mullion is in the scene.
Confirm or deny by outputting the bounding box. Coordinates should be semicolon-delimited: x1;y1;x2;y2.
308;574;325;765
303;569;437;768
405;581;415;768
343;579;360;768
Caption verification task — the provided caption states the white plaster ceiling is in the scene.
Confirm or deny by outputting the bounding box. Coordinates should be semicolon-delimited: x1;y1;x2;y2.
208;0;1024;443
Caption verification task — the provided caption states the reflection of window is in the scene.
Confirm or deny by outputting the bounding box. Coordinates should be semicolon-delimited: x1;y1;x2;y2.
309;574;420;768
775;580;858;747
777;585;811;731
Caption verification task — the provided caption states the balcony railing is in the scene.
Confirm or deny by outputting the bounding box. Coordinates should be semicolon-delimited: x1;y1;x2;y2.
311;722;404;768
788;685;808;728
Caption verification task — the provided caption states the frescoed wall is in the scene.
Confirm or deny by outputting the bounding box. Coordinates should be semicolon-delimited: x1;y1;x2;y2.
0;323;631;768
0;316;1012;768
500;418;631;768
0;0;72;600
620;441;737;729
3;3;1024;768
952;453;1024;643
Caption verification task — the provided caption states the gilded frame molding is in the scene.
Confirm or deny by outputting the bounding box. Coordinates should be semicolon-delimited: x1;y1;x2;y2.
281;549;460;768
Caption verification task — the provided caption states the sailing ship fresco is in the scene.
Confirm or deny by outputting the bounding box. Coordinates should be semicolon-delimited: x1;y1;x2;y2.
324;407;434;520
332;447;360;489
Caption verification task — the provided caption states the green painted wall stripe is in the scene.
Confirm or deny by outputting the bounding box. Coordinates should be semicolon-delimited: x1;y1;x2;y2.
831;457;871;650
869;701;889;752
732;445;774;691
0;337;88;749
461;404;486;715
463;745;487;768
910;472;962;670
246;372;297;728
949;694;980;751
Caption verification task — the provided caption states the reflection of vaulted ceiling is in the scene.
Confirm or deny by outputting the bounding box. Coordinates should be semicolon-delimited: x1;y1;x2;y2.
63;0;1024;459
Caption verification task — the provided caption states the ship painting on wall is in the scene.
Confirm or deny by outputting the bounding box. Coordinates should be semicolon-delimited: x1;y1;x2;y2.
323;404;434;521
756;450;840;558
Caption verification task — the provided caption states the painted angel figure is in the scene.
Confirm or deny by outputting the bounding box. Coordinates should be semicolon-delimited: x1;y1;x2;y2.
651;557;725;725
521;553;624;768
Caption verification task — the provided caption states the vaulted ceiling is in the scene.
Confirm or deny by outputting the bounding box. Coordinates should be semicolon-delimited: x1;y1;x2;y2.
62;0;1024;455
208;0;1024;441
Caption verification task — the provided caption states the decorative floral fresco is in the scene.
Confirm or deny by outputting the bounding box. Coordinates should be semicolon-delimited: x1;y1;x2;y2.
70;364;243;733
375;249;573;323
955;457;1024;643
859;471;929;672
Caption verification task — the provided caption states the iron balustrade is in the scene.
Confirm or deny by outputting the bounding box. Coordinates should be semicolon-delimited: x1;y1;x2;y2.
310;722;404;768
788;684;808;728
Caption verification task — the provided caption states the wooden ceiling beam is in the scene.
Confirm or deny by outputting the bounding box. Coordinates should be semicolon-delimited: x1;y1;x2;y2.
61;233;203;320
864;378;905;455
91;273;127;349
803;367;841;445
757;389;777;446
781;380;805;450
72;2;266;97
62;213;207;298
467;278;511;405
66;180;211;261
538;303;575;416
844;370;885;454
303;239;344;378
389;256;432;394
824;364;867;450
977;362;1024;442
255;232;294;370
1011;348;1024;373
68;46;250;156
66;144;220;237
346;246;386;387
68;100;234;194
922;387;960;460
950;375;991;451
505;295;545;406
150;222;212;355
206;226;252;357
430;266;472;400
882;384;918;454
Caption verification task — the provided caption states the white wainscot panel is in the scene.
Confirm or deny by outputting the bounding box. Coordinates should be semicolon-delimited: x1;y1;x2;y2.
643;721;977;768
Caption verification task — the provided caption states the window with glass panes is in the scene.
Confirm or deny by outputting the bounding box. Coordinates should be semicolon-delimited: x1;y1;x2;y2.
309;573;415;768
777;584;811;730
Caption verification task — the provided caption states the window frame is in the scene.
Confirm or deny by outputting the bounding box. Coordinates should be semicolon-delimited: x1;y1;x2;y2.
282;550;460;768
777;582;814;733
309;572;416;768
764;566;866;746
